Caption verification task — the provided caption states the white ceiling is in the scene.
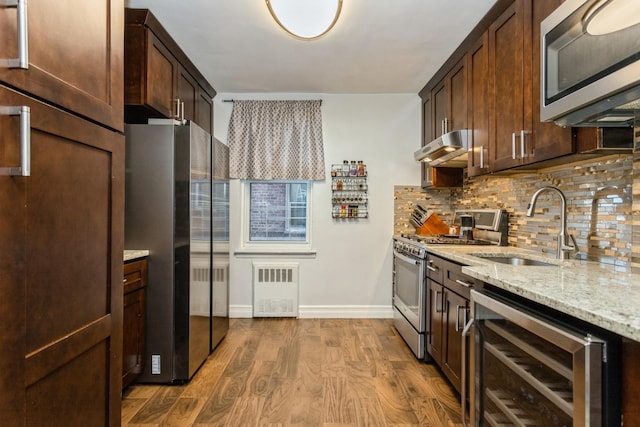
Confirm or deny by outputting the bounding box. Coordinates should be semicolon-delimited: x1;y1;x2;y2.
125;0;498;94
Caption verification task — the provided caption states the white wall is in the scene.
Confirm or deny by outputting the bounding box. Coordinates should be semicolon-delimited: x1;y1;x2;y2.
214;93;421;317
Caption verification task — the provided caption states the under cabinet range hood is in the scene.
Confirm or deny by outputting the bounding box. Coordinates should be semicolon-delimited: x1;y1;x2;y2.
414;129;470;167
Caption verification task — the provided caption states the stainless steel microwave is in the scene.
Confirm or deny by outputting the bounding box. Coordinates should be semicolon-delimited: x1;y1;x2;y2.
541;0;640;127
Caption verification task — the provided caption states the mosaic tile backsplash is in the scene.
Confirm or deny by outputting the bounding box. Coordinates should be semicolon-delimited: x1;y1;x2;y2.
395;154;638;269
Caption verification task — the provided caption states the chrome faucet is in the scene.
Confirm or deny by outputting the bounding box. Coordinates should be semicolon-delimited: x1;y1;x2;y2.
526;186;578;259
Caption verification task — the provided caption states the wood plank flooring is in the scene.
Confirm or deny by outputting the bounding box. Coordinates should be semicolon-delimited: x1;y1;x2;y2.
122;318;464;427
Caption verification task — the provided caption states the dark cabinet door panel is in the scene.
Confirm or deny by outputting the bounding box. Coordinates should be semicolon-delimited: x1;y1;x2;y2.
26;342;110;427
489;1;525;172
427;280;444;364
443;291;467;393
467;32;490;176
0;104;27;427
122;259;147;389
25;132;111;352
0;0;124;131
529;0;573;162
0;84;124;426
178;67;198;122
449;58;467;131
197;90;213;135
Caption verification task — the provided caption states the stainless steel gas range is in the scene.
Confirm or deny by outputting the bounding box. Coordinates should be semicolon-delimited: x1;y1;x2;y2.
392;209;508;359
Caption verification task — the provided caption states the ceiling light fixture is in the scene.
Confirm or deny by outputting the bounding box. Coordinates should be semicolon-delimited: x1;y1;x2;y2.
583;0;640;35
265;0;342;41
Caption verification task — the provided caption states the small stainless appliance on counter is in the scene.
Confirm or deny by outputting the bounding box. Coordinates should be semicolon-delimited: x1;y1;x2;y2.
392;209;508;359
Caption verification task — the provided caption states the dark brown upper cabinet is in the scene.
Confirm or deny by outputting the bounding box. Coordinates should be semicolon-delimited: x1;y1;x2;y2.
488;0;572;173
124;9;215;134
420;0;575;178
0;0;124;132
431;56;467;140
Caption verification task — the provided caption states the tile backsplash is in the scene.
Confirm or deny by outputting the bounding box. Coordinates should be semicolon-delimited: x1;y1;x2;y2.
395;154;637;269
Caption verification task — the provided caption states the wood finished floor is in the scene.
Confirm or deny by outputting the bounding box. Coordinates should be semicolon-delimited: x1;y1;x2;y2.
122;318;464;427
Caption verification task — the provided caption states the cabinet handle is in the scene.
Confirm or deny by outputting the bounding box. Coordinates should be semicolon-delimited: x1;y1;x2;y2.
455;305;466;332
479;145;485;169
173;98;181;119
521;130;530;158
455;279;474;288
180;101;185;122
0;106;30;176
434;290;443;313
1;0;28;69
444;117;449;134
511;132;518;160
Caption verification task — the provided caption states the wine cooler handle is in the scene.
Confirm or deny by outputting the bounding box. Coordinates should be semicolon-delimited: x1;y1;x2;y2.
461;317;474;427
0;106;31;176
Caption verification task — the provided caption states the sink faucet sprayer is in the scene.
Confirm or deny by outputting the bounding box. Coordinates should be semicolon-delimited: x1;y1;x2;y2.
526;186;578;259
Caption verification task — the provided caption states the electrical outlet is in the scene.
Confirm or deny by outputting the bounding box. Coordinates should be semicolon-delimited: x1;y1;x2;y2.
151;354;161;375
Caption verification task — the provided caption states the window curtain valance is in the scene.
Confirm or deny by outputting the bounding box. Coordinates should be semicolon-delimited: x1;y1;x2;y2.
228;100;325;180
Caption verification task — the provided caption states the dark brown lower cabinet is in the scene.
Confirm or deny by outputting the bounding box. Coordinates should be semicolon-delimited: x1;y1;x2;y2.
426;253;482;395
428;280;468;394
123;259;148;389
0;84;124;427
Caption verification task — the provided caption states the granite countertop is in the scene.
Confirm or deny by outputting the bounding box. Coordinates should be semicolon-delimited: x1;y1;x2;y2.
423;245;640;342
124;250;149;262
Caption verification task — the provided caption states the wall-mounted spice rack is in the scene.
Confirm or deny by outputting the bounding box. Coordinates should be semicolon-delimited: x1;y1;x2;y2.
330;161;368;219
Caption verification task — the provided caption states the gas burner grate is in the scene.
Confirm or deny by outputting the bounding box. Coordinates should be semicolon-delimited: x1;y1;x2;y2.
400;233;495;246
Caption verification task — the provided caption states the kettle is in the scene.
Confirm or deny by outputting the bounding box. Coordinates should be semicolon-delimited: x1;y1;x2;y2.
459;215;475;240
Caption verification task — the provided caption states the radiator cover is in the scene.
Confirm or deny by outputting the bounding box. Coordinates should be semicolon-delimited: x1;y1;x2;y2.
252;262;299;317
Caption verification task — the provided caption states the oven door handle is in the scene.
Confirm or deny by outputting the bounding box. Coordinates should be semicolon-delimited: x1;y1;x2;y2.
461;317;474;427
393;250;420;265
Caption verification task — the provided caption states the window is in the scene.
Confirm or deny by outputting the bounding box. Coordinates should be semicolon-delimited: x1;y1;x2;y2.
246;181;310;243
212;181;230;242
190;179;211;241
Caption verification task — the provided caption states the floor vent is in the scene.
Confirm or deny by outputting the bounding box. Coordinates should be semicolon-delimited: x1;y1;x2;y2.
253;262;299;317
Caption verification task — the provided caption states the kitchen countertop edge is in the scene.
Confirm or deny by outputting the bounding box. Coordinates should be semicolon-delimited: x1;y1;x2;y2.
423;245;640;342
124;250;150;262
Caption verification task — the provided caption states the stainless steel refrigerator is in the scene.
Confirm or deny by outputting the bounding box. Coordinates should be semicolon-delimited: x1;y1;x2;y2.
124;120;228;384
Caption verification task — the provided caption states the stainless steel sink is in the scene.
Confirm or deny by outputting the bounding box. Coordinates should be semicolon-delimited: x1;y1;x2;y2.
474;255;556;267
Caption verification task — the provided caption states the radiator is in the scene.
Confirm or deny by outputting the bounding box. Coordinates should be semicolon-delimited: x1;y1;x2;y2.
190;261;229;317
252;262;299;317
190;257;211;317
213;263;228;317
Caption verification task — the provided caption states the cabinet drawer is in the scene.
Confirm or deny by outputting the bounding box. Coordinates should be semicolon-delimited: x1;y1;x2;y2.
123;259;148;294
443;259;483;299
426;253;445;284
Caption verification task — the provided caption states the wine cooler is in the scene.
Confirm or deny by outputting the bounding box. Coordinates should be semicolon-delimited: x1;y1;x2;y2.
466;289;621;426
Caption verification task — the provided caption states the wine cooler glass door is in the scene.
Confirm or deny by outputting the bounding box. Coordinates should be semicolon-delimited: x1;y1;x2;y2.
470;289;606;426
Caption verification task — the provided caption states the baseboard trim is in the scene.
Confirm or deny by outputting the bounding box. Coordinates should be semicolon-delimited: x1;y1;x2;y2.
229;304;393;319
229;305;253;318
